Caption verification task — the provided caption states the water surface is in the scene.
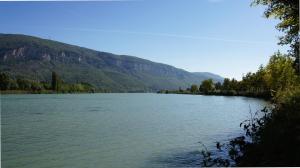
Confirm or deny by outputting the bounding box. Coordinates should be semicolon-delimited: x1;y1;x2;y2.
1;93;267;168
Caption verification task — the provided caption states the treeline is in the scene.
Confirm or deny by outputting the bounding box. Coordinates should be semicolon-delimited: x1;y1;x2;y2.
160;52;299;100
198;52;300;166
0;71;98;93
199;56;300;166
196;0;300;164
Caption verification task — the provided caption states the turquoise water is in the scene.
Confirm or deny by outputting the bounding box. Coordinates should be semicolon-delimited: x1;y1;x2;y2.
1;93;267;168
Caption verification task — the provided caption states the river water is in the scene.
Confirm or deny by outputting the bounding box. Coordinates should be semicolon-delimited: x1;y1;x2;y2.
1;93;267;168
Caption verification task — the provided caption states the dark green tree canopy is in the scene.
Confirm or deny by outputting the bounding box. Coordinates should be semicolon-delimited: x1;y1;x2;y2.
190;84;199;93
200;79;215;93
52;71;58;91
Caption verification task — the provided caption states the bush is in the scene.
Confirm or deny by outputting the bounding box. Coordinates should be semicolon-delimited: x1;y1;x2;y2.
0;73;10;90
17;79;31;90
9;80;19;90
31;82;43;92
202;86;300;166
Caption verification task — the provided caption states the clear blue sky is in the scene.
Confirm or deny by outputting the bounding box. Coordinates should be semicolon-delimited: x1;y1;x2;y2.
0;0;288;80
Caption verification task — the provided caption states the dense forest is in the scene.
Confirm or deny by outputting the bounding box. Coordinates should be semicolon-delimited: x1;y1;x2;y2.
160;52;298;99
0;71;97;93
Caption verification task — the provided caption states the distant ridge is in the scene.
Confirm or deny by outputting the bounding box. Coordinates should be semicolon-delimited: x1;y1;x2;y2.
0;34;223;92
192;72;224;83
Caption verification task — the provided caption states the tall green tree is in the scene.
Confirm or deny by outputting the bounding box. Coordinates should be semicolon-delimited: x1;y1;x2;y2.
200;79;215;93
222;78;231;91
215;82;222;90
51;71;59;91
190;84;199;93
264;52;299;93
252;0;299;72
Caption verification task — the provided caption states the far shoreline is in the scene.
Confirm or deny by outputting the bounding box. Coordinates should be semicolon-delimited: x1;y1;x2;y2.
157;91;271;101
1;90;270;101
0;90;154;94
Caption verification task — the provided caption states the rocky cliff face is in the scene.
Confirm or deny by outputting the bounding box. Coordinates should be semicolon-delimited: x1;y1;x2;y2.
3;47;25;61
0;34;223;92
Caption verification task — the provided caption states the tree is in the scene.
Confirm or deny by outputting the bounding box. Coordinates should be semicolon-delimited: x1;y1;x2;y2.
51;71;57;91
229;78;239;91
252;0;299;72
222;78;231;91
215;82;222;90
17;79;31;90
0;73;11;90
190;84;199;93
51;71;59;91
9;80;18;90
31;82;43;92
200;79;215;93
264;52;299;93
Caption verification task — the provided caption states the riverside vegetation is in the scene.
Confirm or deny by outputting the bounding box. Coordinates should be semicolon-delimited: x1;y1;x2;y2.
164;0;300;166
0;71;98;93
159;0;300;166
159;52;298;100
197;52;300;166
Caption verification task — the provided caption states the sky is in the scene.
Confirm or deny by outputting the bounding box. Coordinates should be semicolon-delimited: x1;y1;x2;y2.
0;0;288;80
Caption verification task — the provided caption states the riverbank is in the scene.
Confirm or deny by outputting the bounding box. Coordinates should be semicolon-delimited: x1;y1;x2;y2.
0;90;156;94
0;90;53;94
0;90;100;94
158;90;271;100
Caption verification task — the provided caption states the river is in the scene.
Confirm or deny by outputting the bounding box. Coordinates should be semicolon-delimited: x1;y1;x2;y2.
1;93;267;168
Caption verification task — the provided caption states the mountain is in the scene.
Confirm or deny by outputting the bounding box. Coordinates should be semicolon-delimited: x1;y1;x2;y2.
0;34;223;92
192;72;224;83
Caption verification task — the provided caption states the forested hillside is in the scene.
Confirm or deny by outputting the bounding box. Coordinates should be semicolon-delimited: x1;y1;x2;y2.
0;34;223;92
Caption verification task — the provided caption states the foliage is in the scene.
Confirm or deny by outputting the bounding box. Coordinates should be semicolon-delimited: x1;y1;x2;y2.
235;87;300;166
51;71;58;91
162;52;299;101
190;50;300;167
190;84;199;93
264;52;299;93
200;88;300;166
159;1;299;166
0;72;10;90
198;54;300;166
215;82;222;90
204;1;300;165
17;78;31;90
0;71;96;93
199;142;230;167
251;0;299;71
199;79;215;93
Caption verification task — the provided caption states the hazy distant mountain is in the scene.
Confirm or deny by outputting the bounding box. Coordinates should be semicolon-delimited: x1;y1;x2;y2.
192;72;224;83
0;34;223;92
